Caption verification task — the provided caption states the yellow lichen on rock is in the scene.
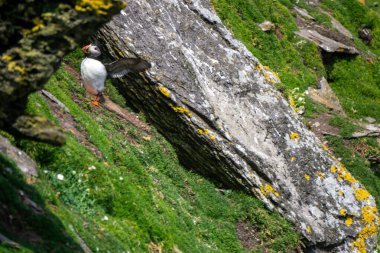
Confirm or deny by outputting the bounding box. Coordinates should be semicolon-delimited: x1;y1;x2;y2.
31;17;44;32
351;206;379;253
197;129;204;135
290;132;299;140
259;183;280;197
170;105;192;117
359;206;379;238
1;54;12;62
158;86;171;97
317;171;325;180
289;96;297;112
334;163;358;184
7;61;26;74
346;217;353;227
75;0;123;15
196;128;216;141
304;174;310;181
355;188;371;201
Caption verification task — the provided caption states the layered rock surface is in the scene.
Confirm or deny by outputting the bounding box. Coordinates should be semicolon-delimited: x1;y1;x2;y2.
96;0;378;252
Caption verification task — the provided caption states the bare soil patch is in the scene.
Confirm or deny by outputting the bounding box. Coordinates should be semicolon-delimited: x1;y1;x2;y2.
40;91;103;159
236;220;262;251
308;113;340;140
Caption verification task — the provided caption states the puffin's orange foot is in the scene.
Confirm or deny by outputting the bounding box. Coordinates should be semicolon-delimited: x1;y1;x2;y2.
91;100;100;106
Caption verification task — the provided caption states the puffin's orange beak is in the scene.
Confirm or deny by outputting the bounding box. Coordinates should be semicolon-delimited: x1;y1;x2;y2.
82;44;90;54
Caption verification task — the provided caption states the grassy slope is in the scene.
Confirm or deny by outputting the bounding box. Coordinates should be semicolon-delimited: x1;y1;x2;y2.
0;55;299;252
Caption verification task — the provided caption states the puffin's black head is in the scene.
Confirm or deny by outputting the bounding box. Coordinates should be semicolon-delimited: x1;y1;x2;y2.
82;44;101;58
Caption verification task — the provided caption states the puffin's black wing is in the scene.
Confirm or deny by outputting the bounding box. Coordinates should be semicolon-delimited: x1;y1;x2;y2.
105;58;151;78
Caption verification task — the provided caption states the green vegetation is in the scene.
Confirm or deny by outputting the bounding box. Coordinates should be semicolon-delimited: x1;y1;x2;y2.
0;52;299;252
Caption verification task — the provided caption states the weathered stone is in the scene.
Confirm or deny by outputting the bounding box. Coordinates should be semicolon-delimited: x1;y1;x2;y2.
294;13;358;54
0;135;37;180
307;77;345;114
0;233;20;249
364;117;376;124
41;89;70;113
295;29;359;54
317;10;354;40
293;7;315;20
358;28;373;45
352;124;380;138
12;115;66;145
258;21;275;31
96;0;378;252
304;0;320;6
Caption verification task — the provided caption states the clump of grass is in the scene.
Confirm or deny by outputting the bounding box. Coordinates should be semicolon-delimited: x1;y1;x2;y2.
329;115;358;137
326;55;380;119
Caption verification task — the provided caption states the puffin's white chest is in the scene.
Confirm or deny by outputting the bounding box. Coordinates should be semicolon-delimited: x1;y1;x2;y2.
81;58;107;92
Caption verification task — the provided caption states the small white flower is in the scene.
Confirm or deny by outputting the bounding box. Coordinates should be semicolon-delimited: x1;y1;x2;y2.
72;171;76;175
102;216;109;221
119;177;124;181
88;165;96;171
57;174;64;180
44;170;48;174
78;179;82;183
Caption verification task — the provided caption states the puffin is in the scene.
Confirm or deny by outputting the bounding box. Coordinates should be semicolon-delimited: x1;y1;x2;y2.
81;43;151;106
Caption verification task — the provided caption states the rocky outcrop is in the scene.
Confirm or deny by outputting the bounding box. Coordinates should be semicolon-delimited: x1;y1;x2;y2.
294;8;359;54
307;77;346;115
0;0;125;143
295;29;359;54
0;135;37;182
96;0;378;252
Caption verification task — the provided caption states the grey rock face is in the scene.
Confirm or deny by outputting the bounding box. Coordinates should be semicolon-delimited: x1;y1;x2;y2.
307;77;345;115
295;29;359;54
0;135;37;181
97;0;378;252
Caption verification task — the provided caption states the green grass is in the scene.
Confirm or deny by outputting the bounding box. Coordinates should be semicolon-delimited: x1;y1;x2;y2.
1;55;300;252
326;55;380;119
